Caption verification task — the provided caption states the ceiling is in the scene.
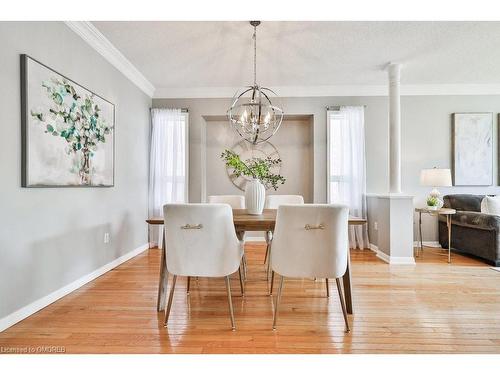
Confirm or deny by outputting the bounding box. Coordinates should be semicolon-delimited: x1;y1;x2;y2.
92;21;500;97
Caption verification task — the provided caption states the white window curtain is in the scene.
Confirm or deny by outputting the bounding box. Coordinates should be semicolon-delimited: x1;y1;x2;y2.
327;106;369;249
149;108;188;247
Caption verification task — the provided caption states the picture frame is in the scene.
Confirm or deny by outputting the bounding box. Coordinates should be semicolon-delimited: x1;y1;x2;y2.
452;112;493;186
21;54;115;187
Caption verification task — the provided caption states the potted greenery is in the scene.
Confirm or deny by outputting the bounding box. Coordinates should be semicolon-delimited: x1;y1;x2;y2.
426;196;440;210
221;149;285;214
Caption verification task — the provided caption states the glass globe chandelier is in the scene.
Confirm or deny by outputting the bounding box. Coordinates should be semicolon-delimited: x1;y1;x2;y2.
227;21;284;145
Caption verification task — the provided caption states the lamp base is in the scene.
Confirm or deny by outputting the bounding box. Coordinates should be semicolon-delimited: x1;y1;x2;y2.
429;188;441;197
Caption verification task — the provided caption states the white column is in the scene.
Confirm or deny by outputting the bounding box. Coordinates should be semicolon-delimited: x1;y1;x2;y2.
369;64;414;264
388;63;402;194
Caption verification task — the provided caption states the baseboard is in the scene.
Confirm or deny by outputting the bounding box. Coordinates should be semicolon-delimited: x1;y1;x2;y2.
413;240;441;248
0;243;149;333
369;243;388;262
369;243;416;265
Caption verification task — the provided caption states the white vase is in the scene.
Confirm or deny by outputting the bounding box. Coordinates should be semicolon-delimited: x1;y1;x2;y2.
245;178;265;215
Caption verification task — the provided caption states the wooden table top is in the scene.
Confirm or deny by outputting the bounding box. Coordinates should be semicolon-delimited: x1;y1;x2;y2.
146;208;367;227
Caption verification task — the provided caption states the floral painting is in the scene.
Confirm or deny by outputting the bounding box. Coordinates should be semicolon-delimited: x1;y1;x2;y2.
21;55;115;187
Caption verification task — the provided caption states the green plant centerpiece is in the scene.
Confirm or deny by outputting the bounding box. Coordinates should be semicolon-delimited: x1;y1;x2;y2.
220;149;286;190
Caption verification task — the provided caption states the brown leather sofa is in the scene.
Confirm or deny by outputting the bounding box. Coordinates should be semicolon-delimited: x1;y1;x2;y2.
439;194;500;266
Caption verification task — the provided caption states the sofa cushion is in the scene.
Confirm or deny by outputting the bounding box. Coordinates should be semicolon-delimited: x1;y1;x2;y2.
443;194;485;212
481;196;500;215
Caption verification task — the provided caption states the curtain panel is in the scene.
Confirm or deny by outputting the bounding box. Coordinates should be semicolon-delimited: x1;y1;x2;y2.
149;108;188;246
328;106;369;249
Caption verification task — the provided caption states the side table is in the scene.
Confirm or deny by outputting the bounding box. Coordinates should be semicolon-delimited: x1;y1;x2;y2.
415;207;457;263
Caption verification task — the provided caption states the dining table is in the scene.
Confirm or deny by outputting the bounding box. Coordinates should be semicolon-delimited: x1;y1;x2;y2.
147;208;367;315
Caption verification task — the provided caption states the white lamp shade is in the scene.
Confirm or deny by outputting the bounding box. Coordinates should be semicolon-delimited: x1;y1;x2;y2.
420;168;452;187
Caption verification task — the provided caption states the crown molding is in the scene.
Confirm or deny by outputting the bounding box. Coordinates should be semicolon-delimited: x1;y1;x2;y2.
154;84;500;99
153;85;387;98
64;21;155;97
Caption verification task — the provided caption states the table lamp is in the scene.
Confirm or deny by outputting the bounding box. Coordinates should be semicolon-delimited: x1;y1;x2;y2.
420;167;452;209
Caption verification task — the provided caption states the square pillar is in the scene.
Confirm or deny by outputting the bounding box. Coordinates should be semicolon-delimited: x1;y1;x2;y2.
368;195;415;264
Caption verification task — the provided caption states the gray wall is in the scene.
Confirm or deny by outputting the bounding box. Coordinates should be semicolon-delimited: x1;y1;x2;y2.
154;95;500;243
204;116;314;202
153;96;388;203
402;96;500;242
0;22;151;320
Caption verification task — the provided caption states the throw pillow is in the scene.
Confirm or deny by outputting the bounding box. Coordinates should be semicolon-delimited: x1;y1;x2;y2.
480;196;500;215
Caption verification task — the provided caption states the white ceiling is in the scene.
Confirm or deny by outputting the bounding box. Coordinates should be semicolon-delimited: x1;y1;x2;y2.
92;21;500;97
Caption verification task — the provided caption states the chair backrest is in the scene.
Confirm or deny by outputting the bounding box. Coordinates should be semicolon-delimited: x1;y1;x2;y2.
271;204;349;279
208;195;245;209
265;195;304;209
163;204;242;277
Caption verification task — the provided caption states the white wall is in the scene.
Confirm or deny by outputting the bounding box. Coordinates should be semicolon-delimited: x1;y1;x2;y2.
0;22;151;323
154;95;500;243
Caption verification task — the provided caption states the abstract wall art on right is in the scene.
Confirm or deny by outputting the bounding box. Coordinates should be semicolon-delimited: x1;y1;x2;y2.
452;112;493;186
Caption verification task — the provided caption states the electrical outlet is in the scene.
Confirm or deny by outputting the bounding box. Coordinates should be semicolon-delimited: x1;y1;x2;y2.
104;232;110;244
374;222;378;231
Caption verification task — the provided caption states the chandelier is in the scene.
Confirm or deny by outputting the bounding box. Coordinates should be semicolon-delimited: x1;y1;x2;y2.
227;21;284;145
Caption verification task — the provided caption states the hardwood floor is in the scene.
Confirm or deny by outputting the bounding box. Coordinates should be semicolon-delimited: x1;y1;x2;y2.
1;243;499;354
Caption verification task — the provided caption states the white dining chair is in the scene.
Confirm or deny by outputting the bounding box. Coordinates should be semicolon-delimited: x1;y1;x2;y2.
264;195;304;279
163;203;244;330
270;204;350;332
208;195;245;209
264;195;304;209
208;195;248;278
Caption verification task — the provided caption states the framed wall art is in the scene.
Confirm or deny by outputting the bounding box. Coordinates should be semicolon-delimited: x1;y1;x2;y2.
452;112;493;186
21;54;115;187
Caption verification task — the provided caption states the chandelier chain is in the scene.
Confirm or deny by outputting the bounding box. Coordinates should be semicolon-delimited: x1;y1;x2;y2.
253;24;257;86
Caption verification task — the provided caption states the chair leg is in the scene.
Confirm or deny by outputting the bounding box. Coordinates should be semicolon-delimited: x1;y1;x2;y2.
242;253;248;280
186;276;190;295
225;276;236;331
164;275;177;327
335;278;350;333
272;275;284;330
326;278;330;297
266;246;272;280
264;231;271;264
269;270;275;295
238;265;245;296
263;243;269;265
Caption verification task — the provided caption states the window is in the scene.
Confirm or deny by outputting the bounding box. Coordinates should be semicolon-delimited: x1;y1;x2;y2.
327;106;369;248
148;108;189;246
328;111;349;204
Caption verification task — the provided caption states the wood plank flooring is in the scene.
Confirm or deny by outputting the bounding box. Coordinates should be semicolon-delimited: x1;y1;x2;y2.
1;243;499;354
